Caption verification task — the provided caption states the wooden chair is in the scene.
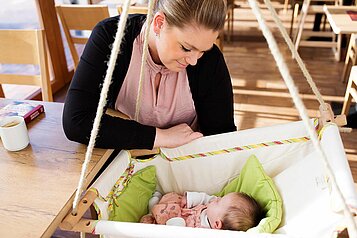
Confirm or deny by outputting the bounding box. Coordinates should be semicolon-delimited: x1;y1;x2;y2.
56;5;110;70
0;29;53;102
226;0;240;43
117;5;149;14
293;0;341;60
289;0;303;37
341;66;357;116
87;0;102;4
342;34;357;83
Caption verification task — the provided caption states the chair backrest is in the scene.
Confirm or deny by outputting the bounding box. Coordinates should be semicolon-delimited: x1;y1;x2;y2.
117;5;149;15
88;0;102;4
0;29;53;101
305;0;339;13
56;5;110;69
341;65;357;115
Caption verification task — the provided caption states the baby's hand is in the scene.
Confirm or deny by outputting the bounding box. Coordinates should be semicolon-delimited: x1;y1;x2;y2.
180;194;187;208
209;197;220;204
140;214;155;224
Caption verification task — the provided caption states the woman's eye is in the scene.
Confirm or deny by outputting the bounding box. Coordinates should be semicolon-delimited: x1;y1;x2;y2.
181;45;191;52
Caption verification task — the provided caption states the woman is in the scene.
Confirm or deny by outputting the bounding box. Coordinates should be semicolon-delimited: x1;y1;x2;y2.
63;0;236;150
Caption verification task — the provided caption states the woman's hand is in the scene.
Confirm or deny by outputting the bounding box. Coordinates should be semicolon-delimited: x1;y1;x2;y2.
154;123;203;148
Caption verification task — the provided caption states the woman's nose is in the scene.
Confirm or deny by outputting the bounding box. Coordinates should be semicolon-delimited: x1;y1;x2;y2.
185;52;201;66
185;56;197;66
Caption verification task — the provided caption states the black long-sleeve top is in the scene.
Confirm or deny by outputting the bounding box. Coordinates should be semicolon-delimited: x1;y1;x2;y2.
62;14;236;150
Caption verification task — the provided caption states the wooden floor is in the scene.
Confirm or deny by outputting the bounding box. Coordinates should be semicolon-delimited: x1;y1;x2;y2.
223;2;357;181
51;2;357;237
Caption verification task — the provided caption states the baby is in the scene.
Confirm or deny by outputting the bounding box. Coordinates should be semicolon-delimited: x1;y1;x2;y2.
140;191;263;231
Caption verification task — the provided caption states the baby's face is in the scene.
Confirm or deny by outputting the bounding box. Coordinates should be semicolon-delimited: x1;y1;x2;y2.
206;193;236;227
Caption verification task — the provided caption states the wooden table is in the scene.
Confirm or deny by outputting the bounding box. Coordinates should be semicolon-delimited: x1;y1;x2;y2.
324;6;357;61
0;99;112;238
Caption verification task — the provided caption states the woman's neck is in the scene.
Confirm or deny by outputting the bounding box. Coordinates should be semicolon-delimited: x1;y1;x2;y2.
147;23;162;65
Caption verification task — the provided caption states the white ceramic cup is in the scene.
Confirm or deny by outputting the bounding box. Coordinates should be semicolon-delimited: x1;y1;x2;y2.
0;116;30;151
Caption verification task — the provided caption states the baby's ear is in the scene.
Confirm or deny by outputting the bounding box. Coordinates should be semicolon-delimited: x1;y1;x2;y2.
213;220;223;229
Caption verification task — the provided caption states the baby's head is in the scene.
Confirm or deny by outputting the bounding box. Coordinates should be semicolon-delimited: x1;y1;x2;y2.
206;192;264;231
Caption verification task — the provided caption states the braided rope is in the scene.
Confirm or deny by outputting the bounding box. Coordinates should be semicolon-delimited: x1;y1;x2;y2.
247;0;357;235
264;0;326;110
134;0;156;121
71;0;133;214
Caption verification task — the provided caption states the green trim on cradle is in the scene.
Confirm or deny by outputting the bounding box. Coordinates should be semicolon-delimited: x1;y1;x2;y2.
161;136;310;161
160;118;320;161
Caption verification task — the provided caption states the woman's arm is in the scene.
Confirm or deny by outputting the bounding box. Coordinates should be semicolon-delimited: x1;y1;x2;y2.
63;16;156;150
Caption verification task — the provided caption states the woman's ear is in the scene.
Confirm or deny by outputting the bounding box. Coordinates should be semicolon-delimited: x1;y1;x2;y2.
153;12;165;35
213;219;223;230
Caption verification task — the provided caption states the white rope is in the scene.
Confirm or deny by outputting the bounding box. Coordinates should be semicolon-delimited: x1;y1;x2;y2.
247;0;357;236
264;0;326;110
134;0;156;121
71;0;133;214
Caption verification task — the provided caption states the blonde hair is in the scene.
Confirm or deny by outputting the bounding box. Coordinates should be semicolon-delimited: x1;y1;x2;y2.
222;192;264;231
154;0;227;31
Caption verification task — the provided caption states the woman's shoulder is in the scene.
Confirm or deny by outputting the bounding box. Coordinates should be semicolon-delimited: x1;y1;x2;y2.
91;14;146;47
201;44;224;62
96;14;147;32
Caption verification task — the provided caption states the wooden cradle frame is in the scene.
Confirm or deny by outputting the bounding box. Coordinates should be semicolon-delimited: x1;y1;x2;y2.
58;105;352;237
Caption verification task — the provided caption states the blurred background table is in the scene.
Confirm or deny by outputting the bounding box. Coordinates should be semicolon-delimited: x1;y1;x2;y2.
324;6;357;35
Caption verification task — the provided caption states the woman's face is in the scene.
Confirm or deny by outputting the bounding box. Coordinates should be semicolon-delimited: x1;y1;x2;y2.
151;13;219;72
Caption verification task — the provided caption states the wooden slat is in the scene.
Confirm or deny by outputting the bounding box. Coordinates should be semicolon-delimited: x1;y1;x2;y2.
351;88;357;102
0;30;40;65
88;0;103;4
341;67;357;116
56;5;109;31
60;190;97;231
0;74;41;86
326;5;357;14
37;29;53;102
299;41;337;47
72;37;89;44
36;0;72;91
71;219;96;233
117;5;148;14
302;31;335;37
309;5;327;13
